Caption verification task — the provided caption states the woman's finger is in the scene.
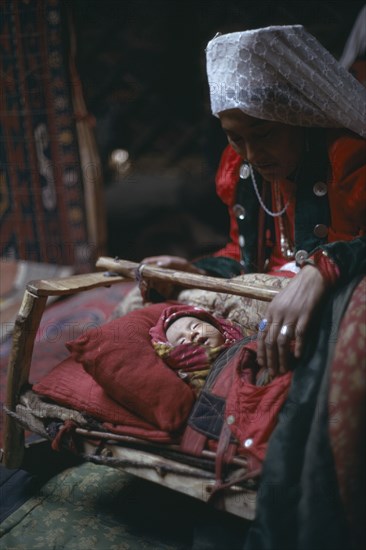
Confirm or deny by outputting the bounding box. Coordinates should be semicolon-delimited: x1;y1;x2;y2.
257;318;270;367
257;317;281;373
294;318;308;358
263;321;281;375
277;322;295;373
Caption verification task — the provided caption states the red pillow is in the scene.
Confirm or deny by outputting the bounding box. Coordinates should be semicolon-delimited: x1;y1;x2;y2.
66;302;195;433
33;356;175;442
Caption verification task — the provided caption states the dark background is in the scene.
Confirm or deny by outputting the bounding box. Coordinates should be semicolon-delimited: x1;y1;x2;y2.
71;0;365;262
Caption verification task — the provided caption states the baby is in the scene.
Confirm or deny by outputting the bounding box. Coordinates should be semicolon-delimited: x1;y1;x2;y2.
149;304;243;394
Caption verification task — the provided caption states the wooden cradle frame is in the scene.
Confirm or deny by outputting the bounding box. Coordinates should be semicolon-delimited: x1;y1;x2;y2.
2;257;278;520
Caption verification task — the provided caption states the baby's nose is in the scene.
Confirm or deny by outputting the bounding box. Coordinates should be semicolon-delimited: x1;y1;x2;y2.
188;328;200;343
192;329;207;344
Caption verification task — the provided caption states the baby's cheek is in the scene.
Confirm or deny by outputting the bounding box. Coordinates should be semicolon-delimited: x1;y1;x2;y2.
213;332;225;346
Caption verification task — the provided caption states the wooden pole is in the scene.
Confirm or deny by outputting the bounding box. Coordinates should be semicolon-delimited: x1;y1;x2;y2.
96;256;278;301
3;291;47;468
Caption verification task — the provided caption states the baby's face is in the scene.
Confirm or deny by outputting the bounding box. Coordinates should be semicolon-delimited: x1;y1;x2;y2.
165;316;225;347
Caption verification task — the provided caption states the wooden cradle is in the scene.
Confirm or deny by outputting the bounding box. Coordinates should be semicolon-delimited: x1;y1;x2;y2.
2;257;279;520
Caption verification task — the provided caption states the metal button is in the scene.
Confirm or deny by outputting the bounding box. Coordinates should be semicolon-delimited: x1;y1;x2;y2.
239;163;250;179
243;438;253;448
239;235;245;248
295;250;309;264
313;181;328;197
313;224;328;238
233;204;246;220
227;415;235;425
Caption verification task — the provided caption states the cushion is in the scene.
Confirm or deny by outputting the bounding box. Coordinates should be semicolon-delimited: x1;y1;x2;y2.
32;357;174;442
66;302;195;433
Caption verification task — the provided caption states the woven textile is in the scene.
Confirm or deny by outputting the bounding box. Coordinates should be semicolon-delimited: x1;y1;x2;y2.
0;0;91;269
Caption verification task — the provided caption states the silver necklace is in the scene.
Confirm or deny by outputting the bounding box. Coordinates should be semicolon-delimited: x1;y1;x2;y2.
245;163;289;217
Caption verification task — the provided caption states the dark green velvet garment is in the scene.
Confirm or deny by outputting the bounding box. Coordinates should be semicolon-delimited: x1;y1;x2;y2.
243;276;362;550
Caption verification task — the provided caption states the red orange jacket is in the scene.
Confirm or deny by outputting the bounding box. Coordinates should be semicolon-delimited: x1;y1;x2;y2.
213;130;366;279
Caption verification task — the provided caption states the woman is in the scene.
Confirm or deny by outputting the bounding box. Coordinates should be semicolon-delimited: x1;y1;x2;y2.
145;25;366;376
143;25;366;549
205;25;365;550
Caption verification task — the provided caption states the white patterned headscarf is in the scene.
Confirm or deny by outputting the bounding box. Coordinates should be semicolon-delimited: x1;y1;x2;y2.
206;25;366;137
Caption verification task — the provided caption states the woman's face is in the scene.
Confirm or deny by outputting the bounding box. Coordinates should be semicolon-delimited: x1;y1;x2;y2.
166;316;225;347
219;109;305;180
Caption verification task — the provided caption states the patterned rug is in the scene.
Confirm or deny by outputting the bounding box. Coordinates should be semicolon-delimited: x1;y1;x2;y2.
0;0;91;270
0;460;248;549
0;281;135;446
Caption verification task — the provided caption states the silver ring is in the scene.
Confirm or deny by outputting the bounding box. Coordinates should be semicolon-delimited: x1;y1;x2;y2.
280;324;290;337
258;318;268;332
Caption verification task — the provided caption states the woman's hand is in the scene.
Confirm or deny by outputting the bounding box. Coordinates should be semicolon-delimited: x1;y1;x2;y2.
257;266;327;374
138;255;206;301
